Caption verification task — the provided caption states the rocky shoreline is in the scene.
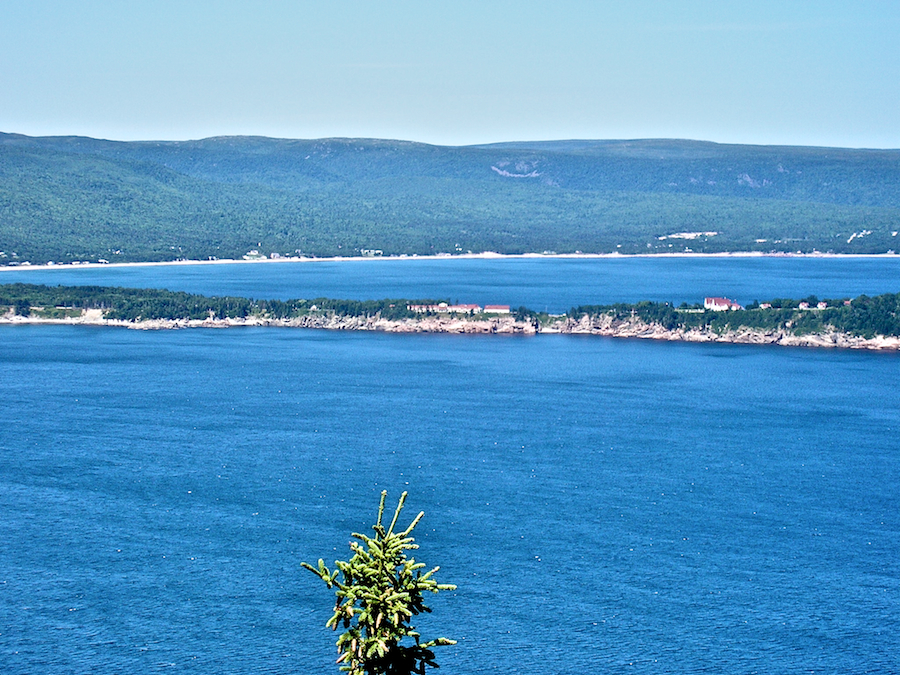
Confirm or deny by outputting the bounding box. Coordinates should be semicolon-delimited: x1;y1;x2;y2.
559;313;900;350
3;309;899;351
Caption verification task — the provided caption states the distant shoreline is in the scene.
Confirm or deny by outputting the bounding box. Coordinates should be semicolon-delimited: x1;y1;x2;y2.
2;250;899;273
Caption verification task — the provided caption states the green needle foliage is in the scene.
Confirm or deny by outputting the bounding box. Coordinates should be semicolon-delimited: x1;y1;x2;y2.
302;491;457;675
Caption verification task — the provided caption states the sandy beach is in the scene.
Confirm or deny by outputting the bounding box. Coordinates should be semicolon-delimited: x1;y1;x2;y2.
2;250;898;273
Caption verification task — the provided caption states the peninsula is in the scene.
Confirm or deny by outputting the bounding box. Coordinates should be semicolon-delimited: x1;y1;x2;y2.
2;284;899;351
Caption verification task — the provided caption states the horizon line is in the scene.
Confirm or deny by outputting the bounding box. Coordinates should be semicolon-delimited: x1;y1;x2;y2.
2;130;898;152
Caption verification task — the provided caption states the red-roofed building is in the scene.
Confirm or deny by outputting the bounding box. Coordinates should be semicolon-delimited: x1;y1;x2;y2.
704;297;743;311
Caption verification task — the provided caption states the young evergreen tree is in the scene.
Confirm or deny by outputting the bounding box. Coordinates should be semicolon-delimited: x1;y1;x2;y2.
302;491;456;675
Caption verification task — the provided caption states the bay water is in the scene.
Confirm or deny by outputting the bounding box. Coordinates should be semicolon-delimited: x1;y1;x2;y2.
1;258;898;674
4;255;900;311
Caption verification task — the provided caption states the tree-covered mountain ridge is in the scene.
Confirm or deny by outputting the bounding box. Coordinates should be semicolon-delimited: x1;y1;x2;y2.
2;132;899;264
2;283;899;351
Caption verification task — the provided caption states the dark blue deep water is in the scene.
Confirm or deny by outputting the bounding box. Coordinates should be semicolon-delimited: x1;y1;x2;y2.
1;259;899;674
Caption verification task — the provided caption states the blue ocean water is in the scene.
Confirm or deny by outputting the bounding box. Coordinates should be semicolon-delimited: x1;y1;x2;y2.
3;255;900;312
1;259;899;674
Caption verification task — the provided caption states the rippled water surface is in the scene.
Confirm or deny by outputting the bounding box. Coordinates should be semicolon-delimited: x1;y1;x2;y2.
1;259;899;674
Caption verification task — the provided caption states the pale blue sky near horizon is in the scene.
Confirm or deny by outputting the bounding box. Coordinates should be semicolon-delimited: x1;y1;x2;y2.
1;1;898;148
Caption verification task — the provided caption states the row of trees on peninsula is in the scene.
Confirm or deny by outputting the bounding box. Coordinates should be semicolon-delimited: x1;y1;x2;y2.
0;283;432;321
568;292;900;339
2;283;899;339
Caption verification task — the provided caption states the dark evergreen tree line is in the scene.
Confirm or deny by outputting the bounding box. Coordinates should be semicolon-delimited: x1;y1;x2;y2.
3;283;898;338
0;283;433;322
568;293;900;338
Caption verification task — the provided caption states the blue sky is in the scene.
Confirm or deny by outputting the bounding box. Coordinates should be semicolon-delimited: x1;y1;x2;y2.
2;1;897;147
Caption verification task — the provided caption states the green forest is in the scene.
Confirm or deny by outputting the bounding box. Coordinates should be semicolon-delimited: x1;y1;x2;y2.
0;283;430;321
2;133;899;264
569;293;900;339
2;283;899;339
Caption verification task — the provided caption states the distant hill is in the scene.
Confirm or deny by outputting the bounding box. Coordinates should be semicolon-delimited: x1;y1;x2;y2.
1;133;898;264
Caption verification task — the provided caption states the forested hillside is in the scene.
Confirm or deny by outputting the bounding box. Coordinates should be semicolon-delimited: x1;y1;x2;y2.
2;133;899;264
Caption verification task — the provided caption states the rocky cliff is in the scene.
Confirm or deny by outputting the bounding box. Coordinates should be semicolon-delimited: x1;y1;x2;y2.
4;309;899;350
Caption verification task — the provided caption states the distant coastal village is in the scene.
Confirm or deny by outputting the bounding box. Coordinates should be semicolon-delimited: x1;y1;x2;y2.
410;296;843;316
703;296;843;311
1;283;899;351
